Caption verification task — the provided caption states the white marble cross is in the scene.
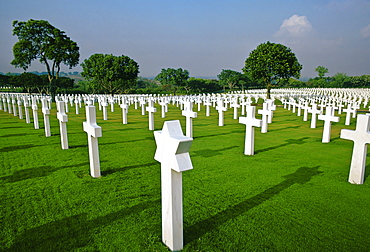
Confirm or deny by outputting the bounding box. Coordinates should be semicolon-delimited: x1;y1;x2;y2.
297;100;303;116
258;102;271;133
182;101;197;138
265;99;276;123
343;104;356;126
101;98;108;120
308;103;321;128
31;96;39;129
17;98;23;119
337;102;345;114
75;98;80;114
204;98;212;117
140;99;147;115
83;105;102;178
146;99;157;130
2;96;7;112
216;99;227;126
63;96;69;113
302;102;310;122
109;97;115;112
57;101;69;149
120;98;129;124
154;120;193;251
23;97;31;123
12;97;17;117
340;114;370;184
231;99;240;119
7;96;12;114
318;106;340;143
41;98;51;137
159;99;168;118
239;106;262;155
240;98;248;115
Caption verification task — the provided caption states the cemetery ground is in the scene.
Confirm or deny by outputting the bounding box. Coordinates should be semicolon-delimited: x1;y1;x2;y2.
1;100;370;251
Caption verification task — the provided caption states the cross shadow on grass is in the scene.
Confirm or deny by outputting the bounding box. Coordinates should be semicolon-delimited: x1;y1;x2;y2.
0;126;23;129
194;132;231;139
1;133;38;137
0;144;43;152
255;137;309;154
184;166;322;245
102;162;158;176
192;146;239;158
2;199;160;252
70;138;153;149
0;162;89;183
269;125;301;132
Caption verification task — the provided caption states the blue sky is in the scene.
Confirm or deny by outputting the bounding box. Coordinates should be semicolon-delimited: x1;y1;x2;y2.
0;0;369;79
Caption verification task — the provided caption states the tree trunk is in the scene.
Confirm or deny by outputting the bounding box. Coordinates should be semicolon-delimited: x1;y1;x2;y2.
266;83;272;99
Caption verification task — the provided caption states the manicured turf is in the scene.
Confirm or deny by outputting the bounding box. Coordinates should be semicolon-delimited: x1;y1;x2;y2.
1;98;370;251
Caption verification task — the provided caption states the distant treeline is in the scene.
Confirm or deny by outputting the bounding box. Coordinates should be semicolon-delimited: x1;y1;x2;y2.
1;71;370;94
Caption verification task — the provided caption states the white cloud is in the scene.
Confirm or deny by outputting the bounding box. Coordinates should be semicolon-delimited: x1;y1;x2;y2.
361;24;370;38
275;15;314;39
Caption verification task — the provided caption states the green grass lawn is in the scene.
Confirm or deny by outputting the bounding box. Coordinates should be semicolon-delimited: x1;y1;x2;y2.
1;99;370;251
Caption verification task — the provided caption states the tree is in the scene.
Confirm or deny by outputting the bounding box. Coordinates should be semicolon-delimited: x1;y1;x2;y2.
12;72;42;93
0;74;10;88
217;69;249;92
81;54;139;94
315;66;329;78
57;77;74;93
331;73;350;88
11;19;79;99
154;68;189;95
242;41;302;99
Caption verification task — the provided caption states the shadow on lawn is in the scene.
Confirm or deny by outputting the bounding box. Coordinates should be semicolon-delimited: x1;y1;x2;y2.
2;199;160;252
102;162;158;176
70;137;153;149
184;166;322;245
0;144;43;152
0;162;89;183
255;137;309;154
193;146;239;158
268;125;301;132
195;132;232;139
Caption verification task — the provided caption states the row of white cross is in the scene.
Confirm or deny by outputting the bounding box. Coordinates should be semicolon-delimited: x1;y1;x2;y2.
2;89;370;251
1;91;369;185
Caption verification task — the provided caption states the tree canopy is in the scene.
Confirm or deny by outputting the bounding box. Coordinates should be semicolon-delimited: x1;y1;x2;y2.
154;68;189;95
217;69;249;92
81;54;139;94
11;19;79;97
242;41;302;98
315;66;329;78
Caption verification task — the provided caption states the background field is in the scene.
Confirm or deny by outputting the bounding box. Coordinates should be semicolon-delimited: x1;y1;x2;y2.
1;100;370;251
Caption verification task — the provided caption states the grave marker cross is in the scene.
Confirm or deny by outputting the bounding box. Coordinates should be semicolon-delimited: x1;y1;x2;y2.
308;103;321;128
340;114;370;184
23;97;31;123
31;96;39;129
258;102;271;133
41;98;51;137
146;99;157;130
120;99;129;124
239;106;262;155
83;105;102;178
216;99;227;126
182;101;197;137
318;106;340;143
154;120;193;251
57;101;69;149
